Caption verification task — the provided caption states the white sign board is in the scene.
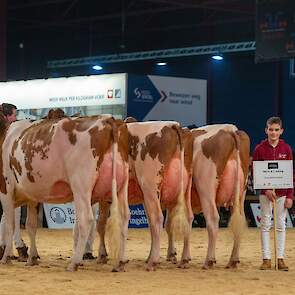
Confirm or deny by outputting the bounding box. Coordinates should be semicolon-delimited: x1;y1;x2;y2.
250;203;293;228
43;203;99;229
0;74;127;109
253;160;293;189
43;203;75;229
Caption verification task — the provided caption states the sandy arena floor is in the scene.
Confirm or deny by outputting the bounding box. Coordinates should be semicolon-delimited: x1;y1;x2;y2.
1;227;295;295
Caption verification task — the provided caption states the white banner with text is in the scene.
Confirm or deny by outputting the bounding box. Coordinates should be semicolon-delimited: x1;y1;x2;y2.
0;74;126;109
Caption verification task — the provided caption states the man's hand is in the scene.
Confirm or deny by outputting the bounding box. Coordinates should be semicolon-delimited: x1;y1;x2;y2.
284;198;293;209
265;190;276;202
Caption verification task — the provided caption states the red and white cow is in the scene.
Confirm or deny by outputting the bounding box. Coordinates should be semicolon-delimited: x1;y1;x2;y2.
171;124;249;269
96;121;194;270
0;113;130;271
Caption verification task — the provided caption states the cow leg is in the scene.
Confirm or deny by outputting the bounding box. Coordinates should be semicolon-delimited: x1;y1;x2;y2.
83;204;99;260
14;207;28;262
68;194;93;272
0;207;27;261
26;203;39;266
201;199;219;269
144;196;163;271
72;220;79;253
0;196;14;264
97;202;110;264
0;211;12;259
226;231;240;269
178;180;194;269
193;155;219;269
73;206;97;261
0;208;6;259
226;191;246;269
165;211;177;263
113;172;130;272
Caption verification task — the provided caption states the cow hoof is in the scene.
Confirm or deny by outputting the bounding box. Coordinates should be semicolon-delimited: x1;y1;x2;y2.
67;263;79;272
111;266;125;272
83;253;96;260
17;256;28;262
202;260;216;270
17;246;29;262
111;260;128;272
202;264;211;270
166;252;177;264
146;262;159;271
26;256;39;266
178;259;190;269
98;254;108;264
226;260;240;269
0;256;12;265
146;265;156;271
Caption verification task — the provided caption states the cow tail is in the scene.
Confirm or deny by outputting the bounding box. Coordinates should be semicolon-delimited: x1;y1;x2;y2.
106;121;121;264
170;125;190;240
228;132;246;246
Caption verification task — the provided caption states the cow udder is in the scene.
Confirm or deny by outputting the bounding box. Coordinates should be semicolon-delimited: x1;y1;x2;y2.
161;157;189;209
216;159;244;207
92;152;126;202
49;181;73;203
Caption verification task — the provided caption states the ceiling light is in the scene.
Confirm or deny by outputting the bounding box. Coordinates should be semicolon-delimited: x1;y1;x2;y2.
92;65;103;70
212;54;223;61
156;62;167;66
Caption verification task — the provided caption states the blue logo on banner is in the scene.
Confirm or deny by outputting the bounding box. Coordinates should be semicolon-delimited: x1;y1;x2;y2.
133;88;153;102
128;204;148;228
127;75;161;121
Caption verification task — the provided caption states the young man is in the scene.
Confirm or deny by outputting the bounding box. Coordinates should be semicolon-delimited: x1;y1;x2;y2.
253;116;293;271
0;103;28;261
1;103;17;122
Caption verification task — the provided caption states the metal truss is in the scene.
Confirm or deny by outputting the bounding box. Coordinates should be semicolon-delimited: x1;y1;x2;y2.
47;41;256;69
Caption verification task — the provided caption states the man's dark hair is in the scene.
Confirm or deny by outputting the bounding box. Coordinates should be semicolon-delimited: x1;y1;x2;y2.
1;103;17;116
266;116;282;128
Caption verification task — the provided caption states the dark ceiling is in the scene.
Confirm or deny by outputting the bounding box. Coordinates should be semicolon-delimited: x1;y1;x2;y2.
6;0;256;78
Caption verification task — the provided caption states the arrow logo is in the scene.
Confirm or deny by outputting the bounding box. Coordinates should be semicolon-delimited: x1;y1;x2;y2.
160;90;167;102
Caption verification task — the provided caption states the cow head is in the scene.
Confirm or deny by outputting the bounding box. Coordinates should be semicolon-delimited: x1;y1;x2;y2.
47;108;66;120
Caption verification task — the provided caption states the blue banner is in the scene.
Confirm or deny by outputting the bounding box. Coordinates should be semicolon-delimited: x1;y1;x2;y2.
127;74;207;126
127;74;161;121
128;204;149;228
